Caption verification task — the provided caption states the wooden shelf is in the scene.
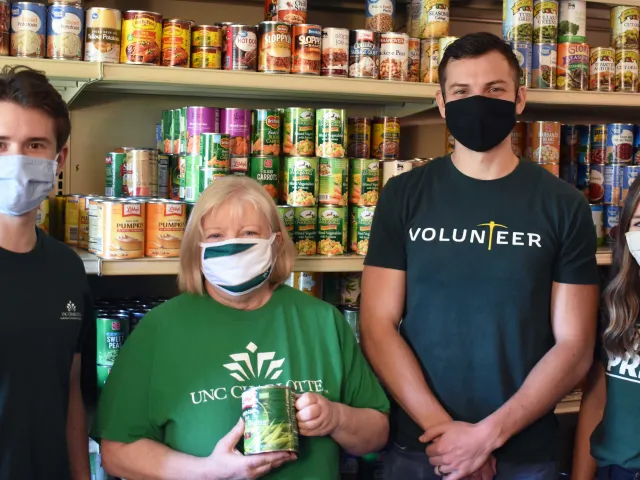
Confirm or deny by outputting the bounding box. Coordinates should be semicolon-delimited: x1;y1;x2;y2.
556;391;583;415
597;247;613;266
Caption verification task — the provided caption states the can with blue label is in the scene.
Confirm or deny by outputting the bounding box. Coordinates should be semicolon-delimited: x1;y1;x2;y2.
606;123;634;164
590;203;604;247
605;204;621;244
577;163;590;198
510;40;532;86
589;163;604;204
634;125;640;165
560;162;577;186
47;2;84;60
561;124;577;163
622;165;640;205
503;0;534;42
604;164;623;205
577;125;591;164
532;43;556;88
10;2;47;58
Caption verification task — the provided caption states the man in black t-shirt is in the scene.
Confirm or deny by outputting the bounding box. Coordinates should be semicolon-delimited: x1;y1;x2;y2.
361;33;599;480
0;66;92;479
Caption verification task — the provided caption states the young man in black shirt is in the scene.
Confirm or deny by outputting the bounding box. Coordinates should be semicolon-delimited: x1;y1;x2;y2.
361;33;599;480
0;66;91;479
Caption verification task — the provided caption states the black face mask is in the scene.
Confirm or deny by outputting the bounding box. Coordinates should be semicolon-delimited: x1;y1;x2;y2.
445;95;517;153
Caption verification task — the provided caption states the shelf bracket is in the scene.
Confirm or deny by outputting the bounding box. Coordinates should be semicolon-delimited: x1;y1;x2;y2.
50;79;96;105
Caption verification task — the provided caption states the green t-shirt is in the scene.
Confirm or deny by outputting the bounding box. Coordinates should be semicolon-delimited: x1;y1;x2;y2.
591;342;640;469
91;286;389;480
365;156;599;463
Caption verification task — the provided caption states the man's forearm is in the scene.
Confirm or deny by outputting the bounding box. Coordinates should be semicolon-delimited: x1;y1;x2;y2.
482;339;593;449
67;382;90;480
362;327;451;430
330;405;389;456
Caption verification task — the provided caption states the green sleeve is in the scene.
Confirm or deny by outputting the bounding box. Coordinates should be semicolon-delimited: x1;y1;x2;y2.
91;313;163;444
335;308;390;413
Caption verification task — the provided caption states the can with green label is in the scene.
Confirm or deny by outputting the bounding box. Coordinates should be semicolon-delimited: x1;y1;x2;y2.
350;206;375;255
97;365;112;391
284;156;318;206
349;158;380;206
277;205;294;237
242;386;299;454
201;132;231;169
319;157;348;206
283;107;316;157
161;110;175;154
170;155;181;200
251;109;281;156
250;156;280;202
179;155;187;200
184;155;203;202
105;152;127;197
317;206;347;255
178;107;188;154
96;314;130;366
293;206;317;255
199;167;229;194
316;109;346;158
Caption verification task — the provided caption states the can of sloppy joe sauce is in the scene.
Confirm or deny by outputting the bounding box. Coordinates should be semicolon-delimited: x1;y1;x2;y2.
0;0;9;56
292;24;321;75
349;29;380;79
84;7;121;63
162;18;193;67
121;10;162;65
379;32;408;81
224;24;257;71
47;2;84;60
322;27;349;77
11;2;47;58
259;21;291;74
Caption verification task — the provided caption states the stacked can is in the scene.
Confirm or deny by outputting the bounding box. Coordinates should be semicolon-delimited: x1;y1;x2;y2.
559;124;578;186
531;0;558;88
556;0;589;91
250;109;282;203
221;108;251;177
611;6;639;92
503;0;533;87
191;25;223;69
527;121;561;176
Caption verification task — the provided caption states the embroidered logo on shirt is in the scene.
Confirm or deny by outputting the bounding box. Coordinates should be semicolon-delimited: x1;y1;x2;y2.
223;342;285;382
60;300;82;321
409;220;543;251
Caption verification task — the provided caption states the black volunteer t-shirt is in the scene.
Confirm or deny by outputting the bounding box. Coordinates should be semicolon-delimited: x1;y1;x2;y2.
0;228;92;480
365;156;599;463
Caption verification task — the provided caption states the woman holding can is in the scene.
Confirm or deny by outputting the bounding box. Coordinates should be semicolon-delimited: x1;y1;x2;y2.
92;175;389;480
572;177;640;480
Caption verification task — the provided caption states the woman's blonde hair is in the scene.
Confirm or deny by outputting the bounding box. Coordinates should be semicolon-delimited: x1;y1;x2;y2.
178;176;297;295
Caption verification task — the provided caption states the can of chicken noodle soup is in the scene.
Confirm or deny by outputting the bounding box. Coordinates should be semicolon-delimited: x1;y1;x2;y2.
532;43;556;88
292;24;321;75
84;7;120;63
379;32;408;81
558;0;586;43
407;37;420;82
420;38;439;83
162;19;193;67
589;47;615;92
121;10;162;65
322;27;349;77
623;165;640;204
615;49;639;92
192;25;221;47
372;116;400;160
283;107;315;157
0;0;9;56
278;0;307;24
224;24;258;71
417;0;450;39
605;204;621;244
319;158;348;206
557;42;589;90
503;0;533;42
606;124;634;164
293;206;317;255
259;21;291;73
611;6;639;49
510;40;532;87
46;2;83;60
590;203;604;246
11;2;46;57
533;0;558;44
316;109;346;158
349;29;380;79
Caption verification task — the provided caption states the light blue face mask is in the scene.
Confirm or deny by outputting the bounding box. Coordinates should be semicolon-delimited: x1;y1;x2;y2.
0;154;58;216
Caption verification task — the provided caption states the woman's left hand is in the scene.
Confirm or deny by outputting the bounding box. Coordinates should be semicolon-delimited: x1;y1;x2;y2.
295;393;341;437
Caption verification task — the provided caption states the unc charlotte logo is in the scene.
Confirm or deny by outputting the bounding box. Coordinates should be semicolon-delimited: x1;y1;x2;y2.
223;342;285;382
60;301;82;320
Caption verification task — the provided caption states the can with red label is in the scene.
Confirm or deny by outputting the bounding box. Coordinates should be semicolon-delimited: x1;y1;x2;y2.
589;163;604;204
379;32;409;81
278;0;307;24
606;123;635;164
605;204;621;244
407;37;420;82
604;163;623;205
590;125;607;164
292;24;321;75
322;27;349;77
224;24;258;71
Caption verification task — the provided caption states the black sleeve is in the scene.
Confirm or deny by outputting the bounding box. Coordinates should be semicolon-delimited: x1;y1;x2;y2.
79;285;98;410
364;177;407;271
553;196;599;285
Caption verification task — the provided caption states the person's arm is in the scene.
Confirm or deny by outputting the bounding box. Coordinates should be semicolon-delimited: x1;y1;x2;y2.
67;353;90;480
360;266;452;430
572;361;606;480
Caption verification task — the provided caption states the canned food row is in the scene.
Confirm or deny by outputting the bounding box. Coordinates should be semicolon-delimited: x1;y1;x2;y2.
591;203;621;246
406;0;450;40
158;107;401;161
563;162;640;206
557;124;640;166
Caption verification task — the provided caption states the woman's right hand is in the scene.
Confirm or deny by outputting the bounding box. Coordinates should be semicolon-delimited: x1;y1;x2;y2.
204;418;296;480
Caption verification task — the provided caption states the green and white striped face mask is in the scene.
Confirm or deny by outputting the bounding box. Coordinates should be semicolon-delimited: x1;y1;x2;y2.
201;234;276;297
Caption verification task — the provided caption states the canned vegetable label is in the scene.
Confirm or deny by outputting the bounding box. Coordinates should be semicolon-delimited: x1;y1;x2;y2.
47;3;84;60
347;118;372;158
85;8;122;63
11;2;47;57
285;157;318;206
250;156;280;201
162;19;192;67
591;125;607;164
510;41;532;87
283;108;315;156
529;121;561;163
277;205;294;235
293;206;317;255
184;155;202;202
615;49;638;92
532;43;556;88
379;32;409;81
350;159;380;206
611;6;639;49
420;38;439;83
96;315;129;366
201;133;231;168
105;152;127;197
252;109;281;156
242;387;299;455
503;0;533;41
351;206;375;255
558;0;586;43
317;206;346;255
418;0;450;39
533;0;558;44
365;0;396;33
557;42;589;90
590;47;615;92
319;158;348;206
199;167;227;194
316;109;346;158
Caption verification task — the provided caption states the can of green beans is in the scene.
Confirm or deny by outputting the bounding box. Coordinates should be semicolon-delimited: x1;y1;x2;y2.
242;386;299;454
96;314;130;366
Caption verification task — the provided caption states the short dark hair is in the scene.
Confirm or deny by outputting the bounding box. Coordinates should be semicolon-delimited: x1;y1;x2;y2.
438;32;522;91
0;65;71;151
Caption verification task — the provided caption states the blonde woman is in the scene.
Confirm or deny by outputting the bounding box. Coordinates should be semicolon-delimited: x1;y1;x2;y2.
92;176;389;480
572;177;640;480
